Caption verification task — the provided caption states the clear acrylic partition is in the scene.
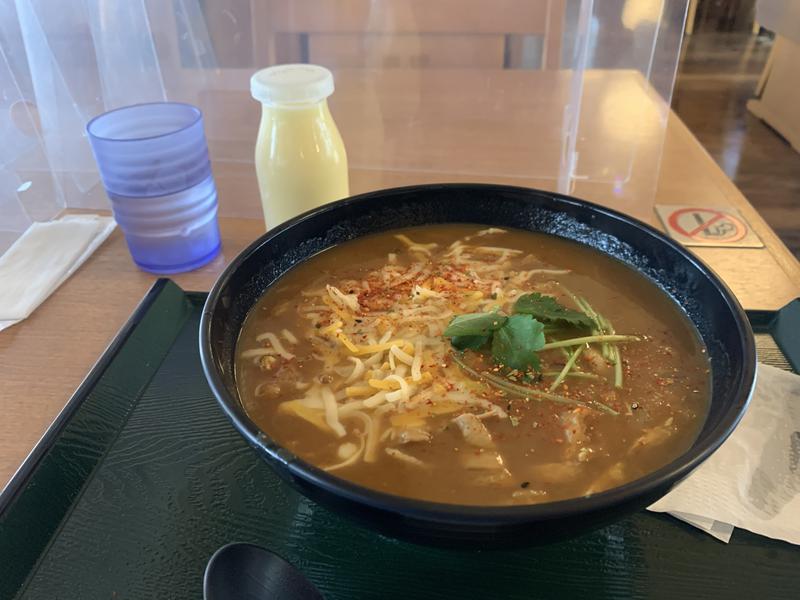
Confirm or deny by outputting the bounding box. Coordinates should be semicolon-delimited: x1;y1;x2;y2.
0;0;687;252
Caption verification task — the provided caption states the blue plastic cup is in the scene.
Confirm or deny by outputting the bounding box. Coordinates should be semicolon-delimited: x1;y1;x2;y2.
86;102;221;274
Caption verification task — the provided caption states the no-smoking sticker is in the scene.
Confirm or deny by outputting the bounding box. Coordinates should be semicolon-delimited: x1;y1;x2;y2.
655;205;763;248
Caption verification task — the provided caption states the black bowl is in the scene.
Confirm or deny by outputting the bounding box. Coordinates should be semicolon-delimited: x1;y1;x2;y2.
200;184;755;548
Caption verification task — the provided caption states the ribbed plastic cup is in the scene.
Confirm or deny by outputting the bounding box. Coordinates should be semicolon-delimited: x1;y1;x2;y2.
86;102;221;274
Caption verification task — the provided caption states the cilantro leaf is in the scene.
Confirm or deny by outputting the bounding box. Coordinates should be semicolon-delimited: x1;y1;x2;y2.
444;312;508;338
450;334;491;351
514;293;592;327
491;314;545;371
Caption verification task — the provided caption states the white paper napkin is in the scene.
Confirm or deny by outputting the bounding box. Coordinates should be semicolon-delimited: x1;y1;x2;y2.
0;214;116;332
649;362;800;544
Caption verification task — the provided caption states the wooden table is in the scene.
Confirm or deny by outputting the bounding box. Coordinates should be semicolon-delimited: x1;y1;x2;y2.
2;69;799;489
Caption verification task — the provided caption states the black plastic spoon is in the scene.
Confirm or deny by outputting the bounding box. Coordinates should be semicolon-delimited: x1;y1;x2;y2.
204;542;323;600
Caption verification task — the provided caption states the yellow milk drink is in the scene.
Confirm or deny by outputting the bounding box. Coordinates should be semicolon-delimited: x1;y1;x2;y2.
250;64;349;228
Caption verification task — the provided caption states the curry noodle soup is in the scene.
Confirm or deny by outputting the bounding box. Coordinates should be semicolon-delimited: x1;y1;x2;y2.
235;225;710;506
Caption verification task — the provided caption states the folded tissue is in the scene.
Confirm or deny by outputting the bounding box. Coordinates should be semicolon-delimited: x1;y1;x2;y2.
649;363;800;544
0;215;115;332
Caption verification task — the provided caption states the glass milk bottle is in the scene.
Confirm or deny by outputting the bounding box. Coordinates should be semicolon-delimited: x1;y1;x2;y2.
250;65;349;228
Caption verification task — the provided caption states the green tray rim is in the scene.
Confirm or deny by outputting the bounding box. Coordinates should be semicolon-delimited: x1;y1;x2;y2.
0;280;172;515
0;279;201;598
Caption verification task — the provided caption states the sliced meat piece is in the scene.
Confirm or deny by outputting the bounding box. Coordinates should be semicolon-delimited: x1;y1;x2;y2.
584;462;625;495
561;407;591;461
462;450;512;485
629;418;674;454
462;451;506;471
454;414;513;484
452;413;495;449
577;446;594;463
385;447;426;467
582;347;611;375
561;409;588;445
527;461;583;484
511;489;548;504
473;469;512;485
392;427;431;444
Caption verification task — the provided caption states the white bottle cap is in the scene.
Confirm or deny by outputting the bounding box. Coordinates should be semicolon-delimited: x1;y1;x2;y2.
250;64;335;106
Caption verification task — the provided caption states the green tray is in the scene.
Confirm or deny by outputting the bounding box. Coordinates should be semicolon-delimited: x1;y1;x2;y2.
1;280;798;599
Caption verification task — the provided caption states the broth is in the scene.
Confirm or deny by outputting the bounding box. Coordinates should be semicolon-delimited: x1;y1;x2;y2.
236;225;710;506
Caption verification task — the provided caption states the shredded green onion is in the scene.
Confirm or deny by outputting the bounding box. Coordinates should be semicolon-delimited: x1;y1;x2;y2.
557;286;631;389
549;345;585;392
593;311;623;388
541;334;640;350
595;311;614;360
612;346;624;388
451;352;618;415
541;371;599;380
562;288;609;354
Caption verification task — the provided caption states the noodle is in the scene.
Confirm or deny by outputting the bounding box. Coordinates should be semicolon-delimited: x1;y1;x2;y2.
321;386;346;437
411;340;423;382
254;332;295;360
344;356;365;384
281;329;298;344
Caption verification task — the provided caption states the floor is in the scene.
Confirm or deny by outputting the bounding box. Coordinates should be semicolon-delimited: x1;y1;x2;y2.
671;32;800;258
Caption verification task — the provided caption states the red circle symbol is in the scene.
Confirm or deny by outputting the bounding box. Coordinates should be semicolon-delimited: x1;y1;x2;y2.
667;208;747;243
